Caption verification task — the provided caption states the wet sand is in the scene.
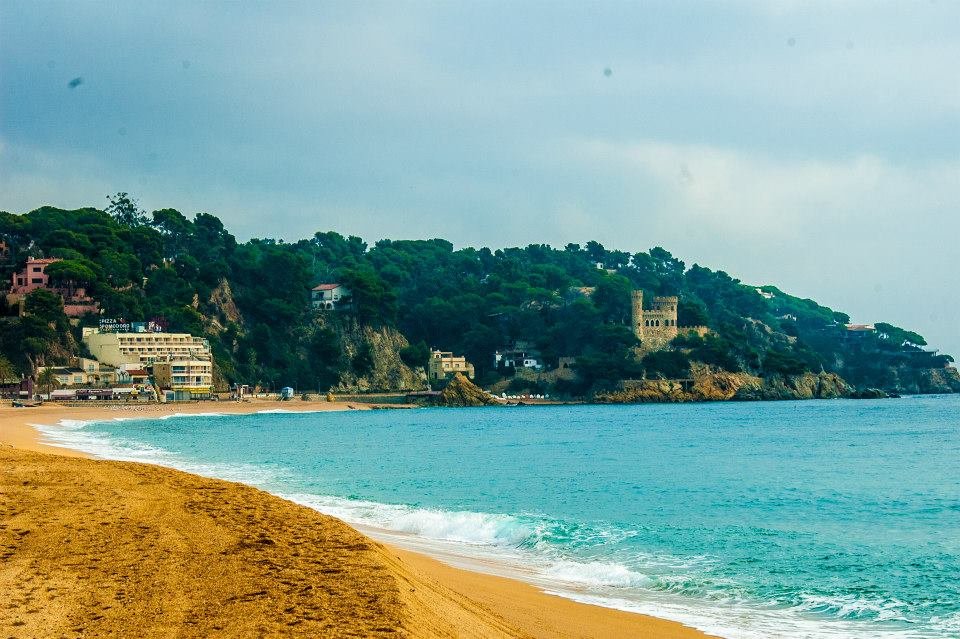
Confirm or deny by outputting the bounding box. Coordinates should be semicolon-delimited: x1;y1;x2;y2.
1;402;715;638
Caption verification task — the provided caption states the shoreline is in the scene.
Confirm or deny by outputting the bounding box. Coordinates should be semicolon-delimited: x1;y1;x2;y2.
2;400;716;638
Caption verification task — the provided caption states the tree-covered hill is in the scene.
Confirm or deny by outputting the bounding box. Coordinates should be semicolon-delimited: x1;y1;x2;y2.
1;202;956;397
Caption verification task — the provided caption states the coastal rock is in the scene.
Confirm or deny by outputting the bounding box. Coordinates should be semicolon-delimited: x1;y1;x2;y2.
434;372;501;407
849;388;890;399
327;319;428;393
913;367;960;394
595;365;853;403
734;372;851;401
207;278;243;329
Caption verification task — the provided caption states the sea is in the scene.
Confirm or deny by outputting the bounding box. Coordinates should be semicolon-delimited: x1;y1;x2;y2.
34;395;960;639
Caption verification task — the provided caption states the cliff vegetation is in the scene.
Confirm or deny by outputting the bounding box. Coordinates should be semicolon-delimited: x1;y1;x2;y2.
0;201;955;401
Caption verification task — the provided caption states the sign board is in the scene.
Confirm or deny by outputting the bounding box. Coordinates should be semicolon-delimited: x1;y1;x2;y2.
99;318;131;333
99;317;166;333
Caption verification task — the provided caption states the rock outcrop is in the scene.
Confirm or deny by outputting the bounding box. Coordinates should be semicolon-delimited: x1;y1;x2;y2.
732;371;850;401
595;364;853;404
329;320;428;393
908;367;960;394
208;278;243;331
433;373;501;407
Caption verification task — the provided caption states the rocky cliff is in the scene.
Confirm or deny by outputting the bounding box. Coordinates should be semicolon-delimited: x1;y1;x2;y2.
892;367;960;395
595;364;852;404
433;372;501;407
328;320;428;393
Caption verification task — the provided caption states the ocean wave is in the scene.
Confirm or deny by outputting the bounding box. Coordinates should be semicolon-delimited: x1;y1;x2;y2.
282;492;535;547
33;418;283;485
795;593;914;623
34;420;178;463
542;559;652;588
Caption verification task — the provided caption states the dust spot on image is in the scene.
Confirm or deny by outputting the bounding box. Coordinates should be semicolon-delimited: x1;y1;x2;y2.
68;77;83;89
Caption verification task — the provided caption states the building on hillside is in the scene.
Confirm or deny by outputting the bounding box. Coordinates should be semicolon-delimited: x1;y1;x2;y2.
8;256;100;317
428;349;475;382
311;283;351;310
152;358;213;401
83;328;211;367
117;367;150;385
38;366;86;386
630;291;711;353
843;324;877;343
755;288;775;300
631;292;679;351
494;349;542;370
75;357;118;386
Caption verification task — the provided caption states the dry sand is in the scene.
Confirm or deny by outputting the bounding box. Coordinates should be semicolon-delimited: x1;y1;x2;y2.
1;402;715;638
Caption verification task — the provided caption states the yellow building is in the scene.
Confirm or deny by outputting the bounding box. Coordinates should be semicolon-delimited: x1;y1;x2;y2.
152;359;214;400
428;349;475;382
83;328;211;367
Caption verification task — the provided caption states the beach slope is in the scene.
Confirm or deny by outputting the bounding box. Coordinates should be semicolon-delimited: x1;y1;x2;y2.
1;446;713;638
1;447;523;637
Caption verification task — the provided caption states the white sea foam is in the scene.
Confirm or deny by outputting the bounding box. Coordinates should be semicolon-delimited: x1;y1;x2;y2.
282;492;533;547
542;559;652;588
157;411;229;420
33;418;282;485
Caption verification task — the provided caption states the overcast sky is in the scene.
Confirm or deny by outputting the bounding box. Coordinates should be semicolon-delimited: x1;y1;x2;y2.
2;1;958;356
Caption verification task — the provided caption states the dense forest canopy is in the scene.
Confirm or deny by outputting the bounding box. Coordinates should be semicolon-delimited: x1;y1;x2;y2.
0;203;953;396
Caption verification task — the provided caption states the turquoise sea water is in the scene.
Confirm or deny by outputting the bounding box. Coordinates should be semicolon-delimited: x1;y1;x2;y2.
36;396;960;638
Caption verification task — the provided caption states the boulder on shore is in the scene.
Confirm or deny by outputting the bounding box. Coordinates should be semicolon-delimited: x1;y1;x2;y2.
434;373;501;407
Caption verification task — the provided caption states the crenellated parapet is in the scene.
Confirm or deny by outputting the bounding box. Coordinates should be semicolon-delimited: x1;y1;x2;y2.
630;292;707;353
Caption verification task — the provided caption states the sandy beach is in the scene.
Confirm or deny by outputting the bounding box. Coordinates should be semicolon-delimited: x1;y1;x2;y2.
1;401;714;638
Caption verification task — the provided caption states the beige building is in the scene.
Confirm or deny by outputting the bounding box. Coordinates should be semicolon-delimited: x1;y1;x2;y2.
152;359;214;400
38;366;86;386
428;349;475;382
83;328;211;367
630;291;712;353
76;357;118;385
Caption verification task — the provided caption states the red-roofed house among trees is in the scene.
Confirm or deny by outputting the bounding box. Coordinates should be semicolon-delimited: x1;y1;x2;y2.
311;283;350;310
8;257;99;317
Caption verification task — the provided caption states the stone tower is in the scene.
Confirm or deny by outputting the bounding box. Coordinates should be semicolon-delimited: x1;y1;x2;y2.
630;291;679;352
631;290;644;342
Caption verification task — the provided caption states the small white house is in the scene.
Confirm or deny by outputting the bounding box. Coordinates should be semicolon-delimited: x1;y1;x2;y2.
311;283;351;310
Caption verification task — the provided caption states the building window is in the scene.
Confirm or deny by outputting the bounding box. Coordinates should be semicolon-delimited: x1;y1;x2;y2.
32;266;42;272
31;278;43;284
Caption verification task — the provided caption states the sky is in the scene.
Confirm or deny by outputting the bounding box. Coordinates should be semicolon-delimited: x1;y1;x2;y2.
1;1;958;357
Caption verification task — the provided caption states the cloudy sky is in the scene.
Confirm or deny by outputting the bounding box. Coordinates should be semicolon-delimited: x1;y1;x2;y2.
2;1;958;356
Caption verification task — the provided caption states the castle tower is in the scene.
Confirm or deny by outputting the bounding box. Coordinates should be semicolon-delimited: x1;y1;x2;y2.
643;296;679;350
631;290;644;342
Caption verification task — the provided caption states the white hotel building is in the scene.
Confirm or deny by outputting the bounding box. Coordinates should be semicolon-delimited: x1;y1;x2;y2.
82;328;212;367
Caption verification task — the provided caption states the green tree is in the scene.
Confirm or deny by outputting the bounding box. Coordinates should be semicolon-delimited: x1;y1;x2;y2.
44;260;98;286
0;355;18;383
24;289;66;324
37;367;58;397
106;192;147;227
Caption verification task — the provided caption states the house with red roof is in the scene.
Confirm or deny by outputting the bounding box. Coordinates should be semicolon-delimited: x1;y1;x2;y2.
311;283;351;310
8;256;100;317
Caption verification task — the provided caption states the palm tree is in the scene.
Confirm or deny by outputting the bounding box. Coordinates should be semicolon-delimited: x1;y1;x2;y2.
37;367;58;399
